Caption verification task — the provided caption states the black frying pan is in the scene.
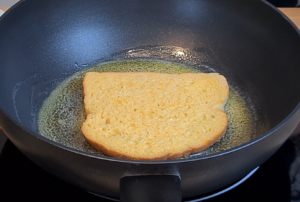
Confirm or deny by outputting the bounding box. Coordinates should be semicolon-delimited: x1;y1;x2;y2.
0;0;300;201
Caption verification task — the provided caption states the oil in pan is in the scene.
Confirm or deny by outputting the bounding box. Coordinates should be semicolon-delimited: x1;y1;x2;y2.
37;46;257;158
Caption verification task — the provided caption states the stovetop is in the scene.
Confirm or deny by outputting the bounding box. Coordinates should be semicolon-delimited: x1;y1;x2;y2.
0;130;299;202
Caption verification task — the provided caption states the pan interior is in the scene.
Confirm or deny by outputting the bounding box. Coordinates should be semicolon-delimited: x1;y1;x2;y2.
37;46;261;158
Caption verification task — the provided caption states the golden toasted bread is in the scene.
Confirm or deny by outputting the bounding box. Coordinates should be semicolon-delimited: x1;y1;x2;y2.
81;72;229;160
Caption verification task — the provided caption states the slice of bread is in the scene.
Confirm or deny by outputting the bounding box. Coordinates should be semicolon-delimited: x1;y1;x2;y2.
81;72;229;160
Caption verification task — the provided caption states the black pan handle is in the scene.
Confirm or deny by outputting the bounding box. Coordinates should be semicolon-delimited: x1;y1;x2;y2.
120;175;181;202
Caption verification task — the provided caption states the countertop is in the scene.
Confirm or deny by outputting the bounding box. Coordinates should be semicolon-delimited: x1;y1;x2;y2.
279;8;300;30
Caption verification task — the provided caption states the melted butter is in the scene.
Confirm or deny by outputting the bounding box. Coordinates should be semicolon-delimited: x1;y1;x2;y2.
37;59;256;157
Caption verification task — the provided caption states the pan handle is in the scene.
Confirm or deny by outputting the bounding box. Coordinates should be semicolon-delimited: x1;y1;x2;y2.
120;175;181;202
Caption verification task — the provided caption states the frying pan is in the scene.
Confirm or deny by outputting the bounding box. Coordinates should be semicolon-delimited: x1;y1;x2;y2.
1;0;300;201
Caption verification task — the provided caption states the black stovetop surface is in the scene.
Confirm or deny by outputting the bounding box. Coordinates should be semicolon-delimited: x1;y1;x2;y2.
0;130;299;202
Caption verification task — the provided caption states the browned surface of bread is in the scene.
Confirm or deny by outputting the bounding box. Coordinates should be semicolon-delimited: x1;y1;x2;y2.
81;72;229;160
